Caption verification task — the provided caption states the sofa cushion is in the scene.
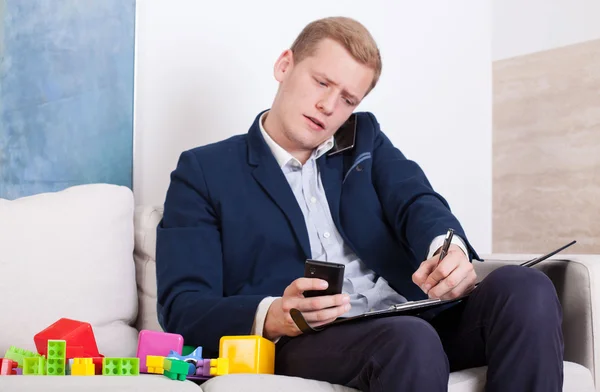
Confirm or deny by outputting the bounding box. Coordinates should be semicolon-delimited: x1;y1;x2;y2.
199;362;594;392
0;184;139;358
0;374;201;391
134;205;164;332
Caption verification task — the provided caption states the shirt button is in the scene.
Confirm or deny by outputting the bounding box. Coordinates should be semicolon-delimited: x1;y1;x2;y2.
310;196;317;204
323;232;330;239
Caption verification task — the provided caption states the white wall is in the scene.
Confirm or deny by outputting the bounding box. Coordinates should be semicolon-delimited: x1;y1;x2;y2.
134;0;492;253
493;0;600;60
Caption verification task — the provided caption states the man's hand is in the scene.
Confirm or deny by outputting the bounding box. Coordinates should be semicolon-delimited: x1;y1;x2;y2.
263;278;351;341
412;244;476;300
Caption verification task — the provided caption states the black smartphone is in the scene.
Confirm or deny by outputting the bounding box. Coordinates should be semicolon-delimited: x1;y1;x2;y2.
303;259;345;298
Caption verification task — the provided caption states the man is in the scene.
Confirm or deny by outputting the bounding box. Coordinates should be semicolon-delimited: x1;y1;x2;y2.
156;16;563;391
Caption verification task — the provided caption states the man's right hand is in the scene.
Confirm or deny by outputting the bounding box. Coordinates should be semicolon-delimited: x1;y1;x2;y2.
263;278;351;341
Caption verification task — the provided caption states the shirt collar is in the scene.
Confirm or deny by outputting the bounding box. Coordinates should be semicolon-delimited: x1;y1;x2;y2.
259;111;334;168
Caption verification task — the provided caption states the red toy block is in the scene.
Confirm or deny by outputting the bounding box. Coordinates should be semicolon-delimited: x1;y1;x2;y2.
66;346;85;359
91;357;103;375
34;318;101;358
0;359;18;375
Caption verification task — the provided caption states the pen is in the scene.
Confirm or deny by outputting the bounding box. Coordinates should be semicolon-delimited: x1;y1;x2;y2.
438;228;454;262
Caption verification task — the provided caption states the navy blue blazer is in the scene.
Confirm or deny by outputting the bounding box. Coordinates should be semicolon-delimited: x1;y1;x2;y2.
156;110;479;354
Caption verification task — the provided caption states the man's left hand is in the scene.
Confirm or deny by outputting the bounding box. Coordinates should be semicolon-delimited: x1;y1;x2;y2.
412;244;477;300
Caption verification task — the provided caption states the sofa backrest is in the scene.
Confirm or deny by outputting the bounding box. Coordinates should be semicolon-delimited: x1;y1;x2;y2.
134;205;164;332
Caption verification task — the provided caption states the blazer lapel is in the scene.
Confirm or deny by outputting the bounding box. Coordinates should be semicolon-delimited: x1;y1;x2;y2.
247;112;311;259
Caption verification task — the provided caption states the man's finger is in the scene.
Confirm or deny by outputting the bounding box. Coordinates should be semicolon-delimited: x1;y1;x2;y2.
294;293;350;312
412;258;438;287
423;255;461;292
428;262;472;299
301;303;351;324
440;270;477;300
284;278;328;297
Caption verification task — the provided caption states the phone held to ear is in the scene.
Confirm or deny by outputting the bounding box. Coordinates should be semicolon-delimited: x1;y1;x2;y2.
303;259;345;298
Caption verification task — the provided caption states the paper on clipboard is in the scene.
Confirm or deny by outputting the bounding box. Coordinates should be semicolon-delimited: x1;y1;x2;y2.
291;240;577;334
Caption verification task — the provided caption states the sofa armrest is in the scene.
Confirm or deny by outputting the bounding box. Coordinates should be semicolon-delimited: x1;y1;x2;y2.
476;254;600;386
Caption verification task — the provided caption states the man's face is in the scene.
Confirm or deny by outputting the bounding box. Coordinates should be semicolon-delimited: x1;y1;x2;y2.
271;38;375;154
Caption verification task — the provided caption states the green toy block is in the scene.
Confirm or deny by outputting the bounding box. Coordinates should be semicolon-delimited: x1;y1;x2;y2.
23;357;46;375
163;358;188;381
102;357;140;376
164;369;187;381
47;340;66;358
3;346;43;368
46;340;66;376
181;345;196;356
46;358;65;376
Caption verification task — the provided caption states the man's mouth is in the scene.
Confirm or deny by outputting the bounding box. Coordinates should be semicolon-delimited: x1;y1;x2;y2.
304;115;325;130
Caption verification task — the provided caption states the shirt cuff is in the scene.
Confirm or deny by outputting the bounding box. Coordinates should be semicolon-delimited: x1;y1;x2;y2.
251;296;280;342
428;234;469;260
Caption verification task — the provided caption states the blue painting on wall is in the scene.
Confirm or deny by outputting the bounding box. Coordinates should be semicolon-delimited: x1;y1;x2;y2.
0;0;135;200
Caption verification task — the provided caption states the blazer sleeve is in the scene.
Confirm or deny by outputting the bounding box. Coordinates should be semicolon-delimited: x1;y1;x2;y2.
156;150;266;355
368;113;480;265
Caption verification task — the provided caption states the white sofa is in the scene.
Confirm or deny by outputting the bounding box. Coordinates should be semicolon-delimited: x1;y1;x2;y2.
0;184;597;391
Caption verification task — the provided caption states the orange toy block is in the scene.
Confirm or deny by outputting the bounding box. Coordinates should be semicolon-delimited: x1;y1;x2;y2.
219;335;275;374
209;358;229;376
71;358;95;376
146;355;165;375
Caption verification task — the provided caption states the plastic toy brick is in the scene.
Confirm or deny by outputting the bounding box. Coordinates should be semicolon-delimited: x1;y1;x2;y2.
46;340;66;376
209;358;229;376
3;346;43;368
34;318;101;358
166;346;203;365
23;357;46;375
181;345;196;356
102;357;140;376
146;355;165;375
0;359;18;375
71;358;95;375
91;357;103;375
195;359;212;377
219;335;275;374
136;330;184;373
163;358;188;381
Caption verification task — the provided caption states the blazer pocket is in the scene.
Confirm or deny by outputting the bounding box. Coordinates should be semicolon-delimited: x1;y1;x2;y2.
343;152;372;183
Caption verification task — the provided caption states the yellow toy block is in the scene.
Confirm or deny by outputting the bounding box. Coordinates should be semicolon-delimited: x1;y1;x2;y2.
71;358;94;376
219;335;275;374
209;358;229;376
146;355;165;375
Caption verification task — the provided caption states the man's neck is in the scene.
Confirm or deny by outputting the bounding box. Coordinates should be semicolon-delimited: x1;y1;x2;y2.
262;111;312;164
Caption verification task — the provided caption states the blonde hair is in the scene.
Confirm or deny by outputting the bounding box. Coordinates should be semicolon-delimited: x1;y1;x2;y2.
290;17;382;95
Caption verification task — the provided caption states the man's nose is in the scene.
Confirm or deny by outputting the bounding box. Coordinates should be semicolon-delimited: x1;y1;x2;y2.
317;91;337;115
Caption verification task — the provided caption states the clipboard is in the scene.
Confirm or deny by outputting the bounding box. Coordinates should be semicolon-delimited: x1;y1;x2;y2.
291;240;577;334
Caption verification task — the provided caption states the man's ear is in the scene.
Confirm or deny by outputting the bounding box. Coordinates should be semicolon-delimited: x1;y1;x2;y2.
274;49;294;82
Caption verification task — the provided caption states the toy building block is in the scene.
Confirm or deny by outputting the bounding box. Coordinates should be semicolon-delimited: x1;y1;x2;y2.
71;358;95;375
23;357;46;375
163;358;188;381
146;355;165;375
3;346;43;368
102;357;140;376
0;359;18;375
34;318;100;358
209;358;229;376
91;357;103;375
195;359;212;377
182;345;196;356
166;346;203;366
136;330;183;373
219;335;275;374
46;340;66;376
